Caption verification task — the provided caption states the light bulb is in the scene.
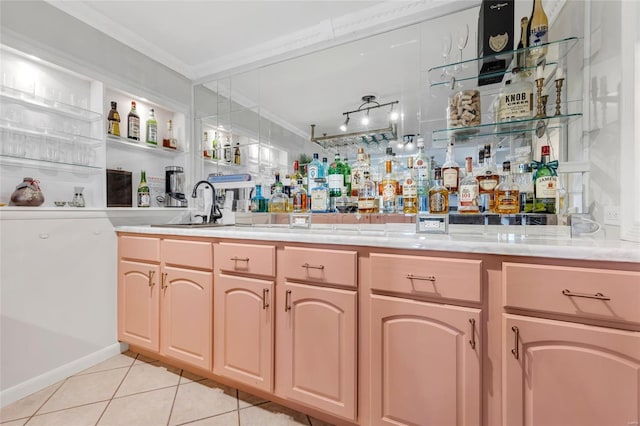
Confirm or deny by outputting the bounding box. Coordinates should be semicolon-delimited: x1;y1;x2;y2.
339;123;348;132
396;140;403;149
390;110;399;122
361;115;370;126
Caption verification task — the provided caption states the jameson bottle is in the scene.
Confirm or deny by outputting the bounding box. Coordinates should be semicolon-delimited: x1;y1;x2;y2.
146;108;158;145
107;101;121;136
527;0;549;67
127;101;140;141
137;170;150;208
532;145;558;213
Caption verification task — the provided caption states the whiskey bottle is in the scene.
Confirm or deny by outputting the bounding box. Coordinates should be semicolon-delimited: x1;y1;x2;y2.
402;156;418;214
494;161;520;214
532;145;558;213
458;156;480;214
350;147;369;197
107;101;121;137
358;171;377;214
162;120;177;149
145;108;158;145
292;178;308;213
477;144;499;212
497;69;534;131
381;160;398;214
127;101;140;141
429;167;449;214
137;170;150;208
527;0;549;67
268;181;288;213
441;138;460;193
233;142;241;165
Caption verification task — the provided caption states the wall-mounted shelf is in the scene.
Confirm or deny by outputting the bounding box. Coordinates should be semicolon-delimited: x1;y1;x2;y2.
0;155;102;173
106;135;186;155
0;86;101;122
0;121;103;146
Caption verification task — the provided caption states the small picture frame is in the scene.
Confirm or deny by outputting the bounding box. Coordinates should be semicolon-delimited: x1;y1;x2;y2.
289;213;312;229
416;213;449;234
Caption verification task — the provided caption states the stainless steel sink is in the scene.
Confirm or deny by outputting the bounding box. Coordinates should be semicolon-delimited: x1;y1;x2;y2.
150;223;233;228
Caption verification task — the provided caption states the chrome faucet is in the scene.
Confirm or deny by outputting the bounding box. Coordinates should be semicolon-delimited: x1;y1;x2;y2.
191;180;223;223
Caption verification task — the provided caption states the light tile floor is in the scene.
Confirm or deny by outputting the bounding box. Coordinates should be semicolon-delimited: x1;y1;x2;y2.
0;351;334;426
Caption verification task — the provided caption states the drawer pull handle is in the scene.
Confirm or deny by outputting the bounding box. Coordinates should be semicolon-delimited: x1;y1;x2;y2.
511;326;519;360
468;318;476;349
302;263;324;270
406;274;436;282
285;290;292;312
562;289;610;301
148;270;155;288
161;272;168;290
231;257;250;262
263;288;270;310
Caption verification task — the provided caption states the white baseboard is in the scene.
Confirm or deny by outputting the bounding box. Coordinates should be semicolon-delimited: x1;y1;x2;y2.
0;342;128;408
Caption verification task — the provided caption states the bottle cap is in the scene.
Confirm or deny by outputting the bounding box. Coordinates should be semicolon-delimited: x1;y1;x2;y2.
386;147;393;155
541;145;551;156
518;163;532;173
502;161;511;172
313;153;319;159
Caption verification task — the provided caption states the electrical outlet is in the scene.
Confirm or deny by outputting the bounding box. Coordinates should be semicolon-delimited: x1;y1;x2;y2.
604;205;621;225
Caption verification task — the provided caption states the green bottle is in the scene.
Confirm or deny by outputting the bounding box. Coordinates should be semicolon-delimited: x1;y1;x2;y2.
145;108;157;145
327;153;345;198
531;145;558;213
137;170;150;207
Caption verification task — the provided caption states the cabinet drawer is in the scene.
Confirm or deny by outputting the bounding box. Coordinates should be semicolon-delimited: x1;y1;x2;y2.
119;235;160;262
370;253;482;303
161;239;213;270
503;262;640;325
216;242;276;277
282;246;357;288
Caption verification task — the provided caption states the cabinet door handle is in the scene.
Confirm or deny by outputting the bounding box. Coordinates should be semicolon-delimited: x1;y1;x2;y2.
301;263;324;270
468;318;476;349
263;288;270;310
161;272;168;290
511;326;519;360
562;289;610;301
148;270;155;287
406;274;436;282
231;257;250;262
285;289;292;312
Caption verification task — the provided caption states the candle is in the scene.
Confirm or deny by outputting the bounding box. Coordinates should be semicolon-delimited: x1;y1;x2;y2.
556;67;564;80
536;65;544;80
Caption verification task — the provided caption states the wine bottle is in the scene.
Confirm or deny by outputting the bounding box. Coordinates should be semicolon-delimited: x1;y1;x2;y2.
107;101;121;137
127;101;140;141
516;17;529;71
137;170;150;208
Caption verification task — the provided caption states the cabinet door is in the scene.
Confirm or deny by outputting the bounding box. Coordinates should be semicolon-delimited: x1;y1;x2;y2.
504;314;640;426
118;260;160;352
213;273;274;392
277;282;357;420
370;295;481;426
160;266;213;370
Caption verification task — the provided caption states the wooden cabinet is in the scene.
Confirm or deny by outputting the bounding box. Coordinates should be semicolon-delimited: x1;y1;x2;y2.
213;273;274;392
118;259;161;352
503;314;640;426
370;294;481;426
277;281;358;421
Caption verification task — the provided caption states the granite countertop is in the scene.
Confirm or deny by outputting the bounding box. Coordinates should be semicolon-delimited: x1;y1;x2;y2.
115;224;640;264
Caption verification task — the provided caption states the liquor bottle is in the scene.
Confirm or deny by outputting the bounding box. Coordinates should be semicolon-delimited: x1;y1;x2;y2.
211;132;219;159
497;69;533;131
137;170;150;208
107;101;121;136
292;178;308;213
414;139;431;212
233;142;241;165
327;153;345;198
441;138;460;193
402;156;418;214
321;157;329;178
516;163;534;212
458;156;480;214
532;145;558;213
477;144;499;212
429;167;449;214
307;153;322;190
527;0;549;67
381;160;397;214
127;101;140;141
495;161;520;214
202;131;211;158
342;156;352;196
163;120;177;149
350;147;369;197
270;172;282;195
310;178;330;213
223;137;232;163
145;108;158;145
335;187;351;213
358;171;377;214
268;180;288;213
291;160;303;186
250;185;268;212
516;17;529;72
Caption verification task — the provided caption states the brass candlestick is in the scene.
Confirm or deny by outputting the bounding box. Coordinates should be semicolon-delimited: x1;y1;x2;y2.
535;78;545;118
555;78;565;116
541;95;549;117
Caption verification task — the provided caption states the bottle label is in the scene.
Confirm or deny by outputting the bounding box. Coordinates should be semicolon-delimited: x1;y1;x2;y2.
147;124;157;143
529;25;548;47
535;175;557;198
137;192;150;207
442;168;458;189
459;184;478;206
498;89;533;120
402;179;417;197
496;190;520;212
308;165;318;181
311;190;328;211
328;174;344;189
382;182;396;202
128;117;139;139
429;193;447;214
224;147;232;162
358;198;375;210
478;176;499;192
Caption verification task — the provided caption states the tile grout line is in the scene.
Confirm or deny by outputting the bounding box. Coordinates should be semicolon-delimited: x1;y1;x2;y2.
172;408;240;426
236;389;241;426
306;414;313;426
93;352;140;426
23;376;68;424
165;369;184;426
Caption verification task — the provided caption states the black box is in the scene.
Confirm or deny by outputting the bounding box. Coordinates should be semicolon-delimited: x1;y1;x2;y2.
106;169;132;207
477;0;515;86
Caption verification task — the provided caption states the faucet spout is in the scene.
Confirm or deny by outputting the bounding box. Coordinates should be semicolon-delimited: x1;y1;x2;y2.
191;180;223;223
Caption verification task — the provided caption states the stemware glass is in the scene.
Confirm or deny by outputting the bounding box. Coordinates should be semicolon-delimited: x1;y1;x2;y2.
456;24;470;69
441;33;452;77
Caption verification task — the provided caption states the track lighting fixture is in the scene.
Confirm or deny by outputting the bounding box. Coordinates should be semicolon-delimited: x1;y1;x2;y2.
339;115;350;132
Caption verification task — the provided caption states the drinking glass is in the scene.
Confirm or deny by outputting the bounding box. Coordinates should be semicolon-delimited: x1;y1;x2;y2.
456;24;469;69
441;33;452;77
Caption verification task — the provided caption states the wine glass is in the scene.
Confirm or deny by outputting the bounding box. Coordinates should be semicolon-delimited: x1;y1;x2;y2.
441;33;452;77
456;24;469;70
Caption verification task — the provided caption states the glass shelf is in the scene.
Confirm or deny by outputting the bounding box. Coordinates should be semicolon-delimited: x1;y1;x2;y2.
432;112;583;142
428;37;580;88
106;135;186;155
0;85;102;122
0;154;102;172
0;121;103;146
203;157;244;167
